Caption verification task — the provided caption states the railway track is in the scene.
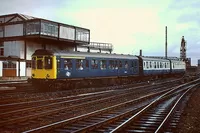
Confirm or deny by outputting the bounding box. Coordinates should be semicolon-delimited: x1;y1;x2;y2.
110;84;199;133
0;79;182;132
21;78;199;133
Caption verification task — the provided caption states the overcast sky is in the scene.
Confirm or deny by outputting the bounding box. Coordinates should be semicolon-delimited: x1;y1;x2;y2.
0;0;199;65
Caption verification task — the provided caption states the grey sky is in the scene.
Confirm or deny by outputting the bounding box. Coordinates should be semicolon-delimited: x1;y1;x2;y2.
0;0;200;65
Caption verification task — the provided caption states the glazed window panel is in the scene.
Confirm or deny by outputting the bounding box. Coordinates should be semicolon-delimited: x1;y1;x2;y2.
154;62;156;68
131;61;134;68
150;62;152;68
125;61;128;69
91;59;98;69
64;59;72;70
100;60;106;70
44;57;53;69
85;60;89;68
119;61;122;68
109;60;114;69
115;60;118;69
146;62;149;69
37;59;43;69
76;59;84;70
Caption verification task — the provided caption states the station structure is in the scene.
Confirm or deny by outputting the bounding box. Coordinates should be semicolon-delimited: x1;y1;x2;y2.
0;13;113;78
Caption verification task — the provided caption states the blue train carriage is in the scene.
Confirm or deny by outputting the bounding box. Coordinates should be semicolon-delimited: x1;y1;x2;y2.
31;49;140;89
55;52;139;79
140;57;171;76
170;59;186;74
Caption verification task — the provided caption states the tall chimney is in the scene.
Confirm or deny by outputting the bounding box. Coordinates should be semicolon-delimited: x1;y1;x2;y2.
165;26;167;59
139;49;142;56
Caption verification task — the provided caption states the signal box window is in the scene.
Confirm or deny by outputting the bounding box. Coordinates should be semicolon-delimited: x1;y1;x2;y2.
91;59;98;69
64;59;72;70
100;60;106;70
32;57;36;69
76;59;84;70
44;57;53;69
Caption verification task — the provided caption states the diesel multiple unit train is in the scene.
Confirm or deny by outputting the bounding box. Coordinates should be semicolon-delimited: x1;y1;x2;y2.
31;49;186;90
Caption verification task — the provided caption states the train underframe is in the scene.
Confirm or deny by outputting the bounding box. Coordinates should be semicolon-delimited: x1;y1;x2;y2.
31;73;185;91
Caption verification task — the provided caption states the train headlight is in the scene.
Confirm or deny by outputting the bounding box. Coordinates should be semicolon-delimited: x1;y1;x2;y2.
32;74;35;77
46;74;50;79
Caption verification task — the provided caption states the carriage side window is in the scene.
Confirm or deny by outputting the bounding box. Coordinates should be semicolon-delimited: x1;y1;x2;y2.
143;62;146;68
157;62;159;68
115;60;118;69
91;59;98;69
85;60;89;68
32;57;36;69
119;61;122;68
125;61;128;69
131;61;134;68
109;60;114;69
100;60;106;70
165;62;167;68
150;62;152;68
44;57;53;69
154;62;156;68
160;62;162;68
146;62;149;69
76;59;83;70
64;59;72;70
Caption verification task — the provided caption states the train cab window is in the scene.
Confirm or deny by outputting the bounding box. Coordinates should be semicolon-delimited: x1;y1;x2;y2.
125;61;128;69
44;57;53;69
91;59;98;69
32;57;36;69
100;60;106;70
37;59;43;69
109;60;114;69
76;59;83;70
64;59;72;70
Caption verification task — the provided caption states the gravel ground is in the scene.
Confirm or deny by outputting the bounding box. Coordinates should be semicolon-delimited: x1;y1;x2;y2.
176;87;200;133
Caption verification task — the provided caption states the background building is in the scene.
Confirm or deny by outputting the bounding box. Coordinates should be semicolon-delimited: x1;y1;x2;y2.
0;13;90;78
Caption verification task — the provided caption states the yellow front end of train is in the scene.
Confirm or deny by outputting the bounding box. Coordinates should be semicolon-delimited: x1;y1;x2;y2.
31;56;57;79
